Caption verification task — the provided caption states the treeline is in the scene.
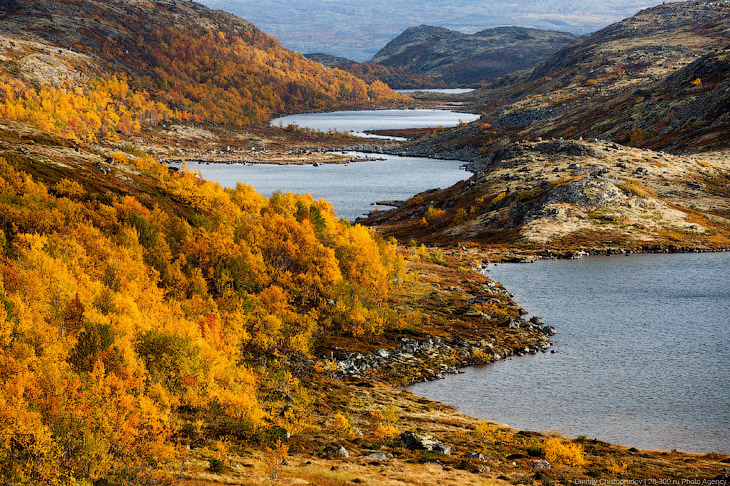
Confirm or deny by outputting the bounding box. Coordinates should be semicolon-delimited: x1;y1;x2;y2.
0;151;404;483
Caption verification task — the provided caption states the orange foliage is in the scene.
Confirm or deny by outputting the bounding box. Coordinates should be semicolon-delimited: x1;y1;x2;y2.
0;153;404;482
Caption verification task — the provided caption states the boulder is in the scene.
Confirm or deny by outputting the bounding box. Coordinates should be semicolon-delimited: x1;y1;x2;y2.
541;325;557;336
529;316;545;325
528;459;552;470
337;446;349;458
400;431;452;455
360;452;389;462
465;452;486;462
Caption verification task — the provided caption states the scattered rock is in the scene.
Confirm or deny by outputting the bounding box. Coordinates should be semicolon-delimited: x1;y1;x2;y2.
465;452;486;462
360;452;389;462
528;459;552;470
400;431;451;455
541;325;557;336
337;446;349;458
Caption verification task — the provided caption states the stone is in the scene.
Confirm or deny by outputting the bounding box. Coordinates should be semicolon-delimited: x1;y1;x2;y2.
374;349;390;358
528;459;552;470
541;325;557;336
400;431;452;455
465;452;486;461
360;452;388;462
529;316;545;325
337;446;349;458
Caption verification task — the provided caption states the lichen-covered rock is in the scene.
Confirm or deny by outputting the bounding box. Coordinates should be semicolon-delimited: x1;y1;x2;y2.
400;431;452;455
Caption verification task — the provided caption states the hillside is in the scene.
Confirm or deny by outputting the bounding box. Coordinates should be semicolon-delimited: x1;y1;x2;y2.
304;53;447;89
396;0;730;155
370;25;580;86
365;139;730;250
363;1;730;246
1;117;728;484
0;0;400;144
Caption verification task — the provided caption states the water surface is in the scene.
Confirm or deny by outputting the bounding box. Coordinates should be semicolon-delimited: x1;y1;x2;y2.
271;109;479;138
409;253;730;453
184;152;468;221
396;88;476;94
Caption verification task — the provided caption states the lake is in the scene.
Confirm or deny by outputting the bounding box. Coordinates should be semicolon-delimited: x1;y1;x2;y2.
395;88;476;94
271;109;479;139
183;151;468;221
409;252;730;453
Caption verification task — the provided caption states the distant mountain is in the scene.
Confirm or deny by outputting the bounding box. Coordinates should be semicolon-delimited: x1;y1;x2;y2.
304;53;447;89
198;0;664;61
389;0;730;157
370;25;580;86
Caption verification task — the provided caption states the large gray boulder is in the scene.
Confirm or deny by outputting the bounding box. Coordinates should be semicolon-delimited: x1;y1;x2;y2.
400;431;452;455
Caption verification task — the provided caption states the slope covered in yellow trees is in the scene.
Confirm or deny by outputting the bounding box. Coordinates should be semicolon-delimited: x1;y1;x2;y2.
0;0;401;142
0;138;404;483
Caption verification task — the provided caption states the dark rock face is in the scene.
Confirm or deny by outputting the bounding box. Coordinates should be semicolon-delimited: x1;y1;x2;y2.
400;431;452;455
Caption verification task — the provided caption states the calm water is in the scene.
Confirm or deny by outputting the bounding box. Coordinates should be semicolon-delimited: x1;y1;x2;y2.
409;253;730;453
184;152;468;221
271;109;479;138
395;88;476;94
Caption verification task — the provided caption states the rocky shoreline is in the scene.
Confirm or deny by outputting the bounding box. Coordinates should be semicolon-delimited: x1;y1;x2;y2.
332;271;556;386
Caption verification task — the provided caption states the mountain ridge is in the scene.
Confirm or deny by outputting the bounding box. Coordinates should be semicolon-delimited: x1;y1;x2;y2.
369;24;580;86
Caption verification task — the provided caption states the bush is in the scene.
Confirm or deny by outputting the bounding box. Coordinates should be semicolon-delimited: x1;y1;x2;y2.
208;457;225;473
542;437;586;467
526;443;544;457
68;322;125;375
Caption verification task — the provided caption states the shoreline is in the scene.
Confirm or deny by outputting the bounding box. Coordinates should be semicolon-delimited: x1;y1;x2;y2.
400;251;729;457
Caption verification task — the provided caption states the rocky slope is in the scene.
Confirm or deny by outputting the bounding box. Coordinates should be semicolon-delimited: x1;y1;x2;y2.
364;1;730;246
427;0;730;152
370;25;579;86
365;140;730;250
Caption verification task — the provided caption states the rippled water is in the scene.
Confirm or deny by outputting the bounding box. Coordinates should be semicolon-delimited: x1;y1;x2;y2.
183;152;468;221
271;109;479;138
409;252;730;453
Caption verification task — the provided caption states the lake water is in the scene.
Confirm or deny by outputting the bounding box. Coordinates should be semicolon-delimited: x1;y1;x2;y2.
396;88;476;94
271;109;479;139
183;152;468;221
409;252;730;453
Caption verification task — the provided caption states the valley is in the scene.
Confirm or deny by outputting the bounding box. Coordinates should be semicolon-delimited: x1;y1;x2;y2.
0;0;728;485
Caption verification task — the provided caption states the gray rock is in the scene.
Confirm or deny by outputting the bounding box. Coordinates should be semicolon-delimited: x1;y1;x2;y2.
400;431;452;455
360;452;388;462
527;459;552;470
529;316;545;325
374;349;390;358
337;446;349;458
542;325;557;336
465;452;486;461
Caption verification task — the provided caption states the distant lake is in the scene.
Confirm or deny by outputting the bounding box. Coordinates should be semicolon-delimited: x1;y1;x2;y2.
396;88;476;94
182;152;469;221
409;253;730;453
271;109;479;139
